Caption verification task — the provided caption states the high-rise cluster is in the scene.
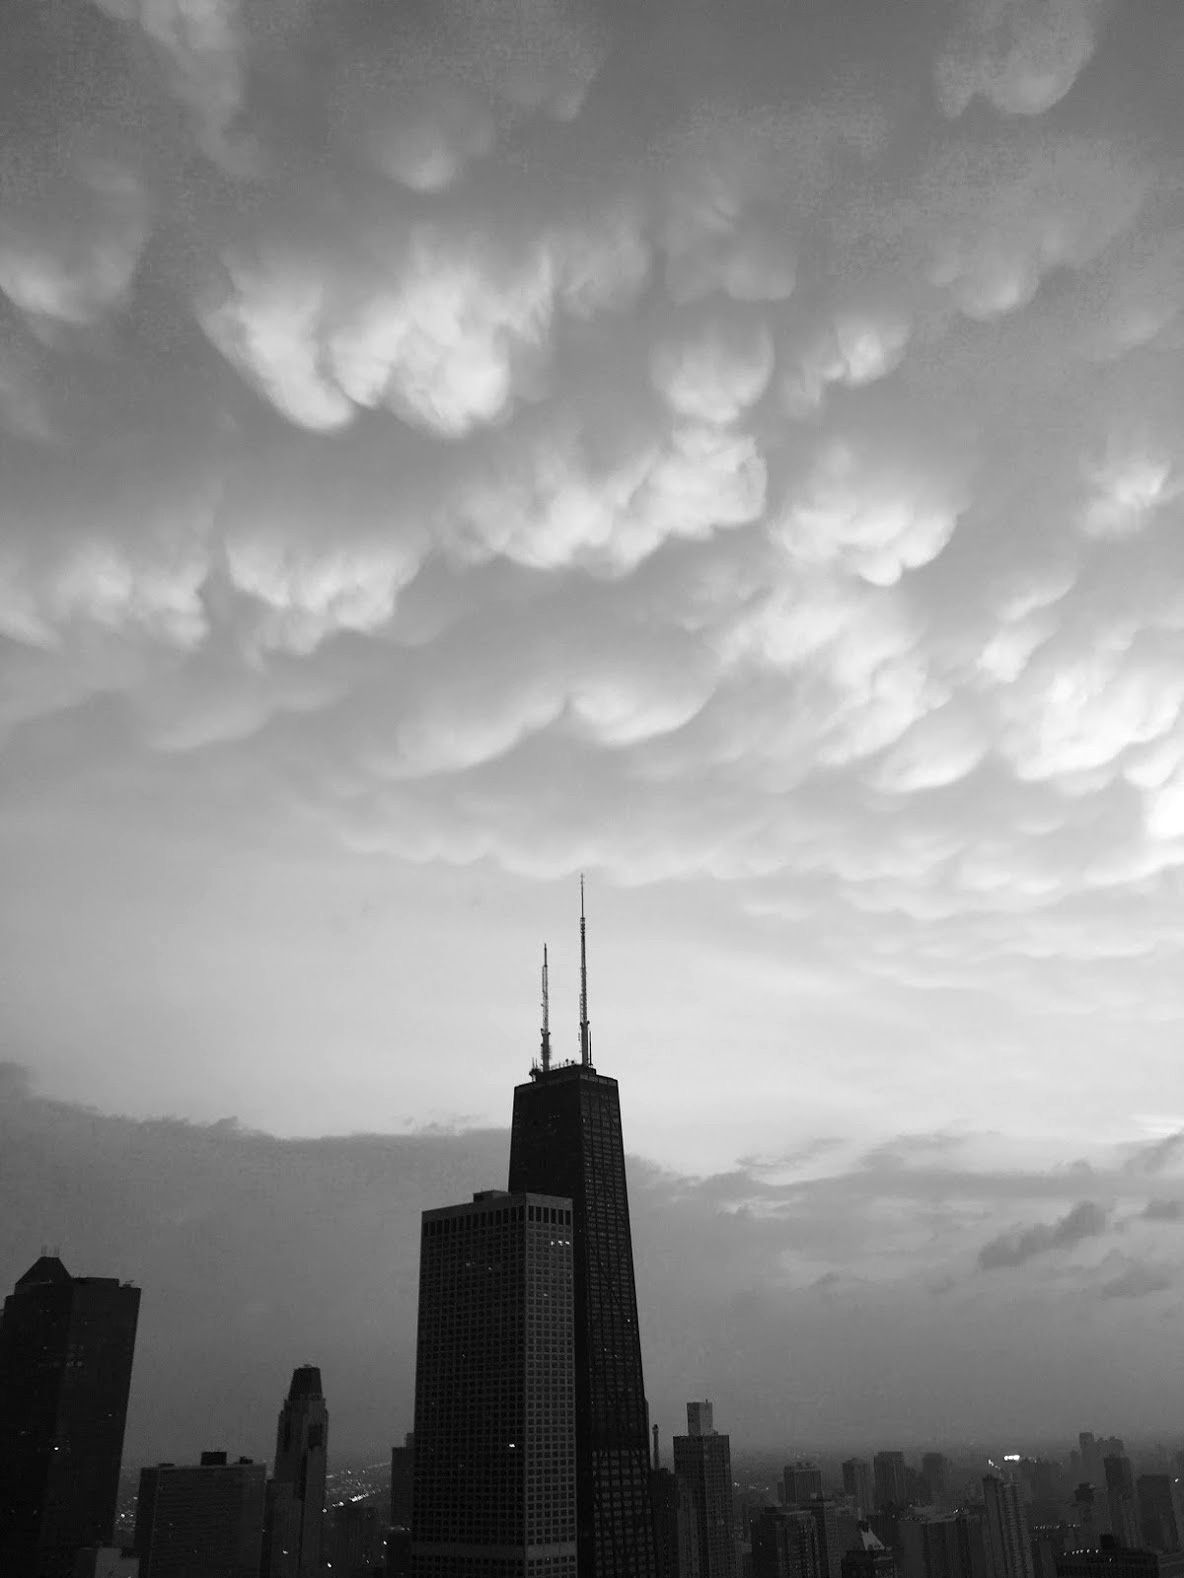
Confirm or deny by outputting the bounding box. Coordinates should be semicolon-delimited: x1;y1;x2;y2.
409;882;658;1578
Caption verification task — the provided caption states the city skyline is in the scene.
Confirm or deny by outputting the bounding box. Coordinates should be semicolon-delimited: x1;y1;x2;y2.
4;0;1184;1473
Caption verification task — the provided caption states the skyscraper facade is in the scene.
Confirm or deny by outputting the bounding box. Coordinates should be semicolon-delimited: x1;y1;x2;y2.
506;899;658;1578
874;1456;909;1513
1136;1475;1183;1554
842;1462;873;1518
1103;1460;1140;1550
263;1366;328;1578
392;1434;415;1530
410;1190;577;1578
751;1509;821;1578
674;1402;737;1578
784;1466;824;1506
983;1477;1035;1578
787;1500;841;1578
922;1458;948;1508
134;1452;266;1578
0;1255;141;1578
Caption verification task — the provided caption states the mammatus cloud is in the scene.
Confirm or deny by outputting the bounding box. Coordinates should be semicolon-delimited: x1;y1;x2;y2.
936;0;1109;118
978;1200;1109;1270
3;1;1184;1152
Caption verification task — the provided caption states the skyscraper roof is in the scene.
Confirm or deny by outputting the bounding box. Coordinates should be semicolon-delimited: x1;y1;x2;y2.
287;1365;324;1400
15;1255;72;1288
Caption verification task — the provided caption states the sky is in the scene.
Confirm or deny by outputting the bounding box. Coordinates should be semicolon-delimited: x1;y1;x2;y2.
2;0;1184;1459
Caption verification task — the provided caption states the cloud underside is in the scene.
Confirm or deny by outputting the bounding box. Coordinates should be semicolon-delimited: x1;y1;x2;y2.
1;0;1184;1017
3;1067;1183;1458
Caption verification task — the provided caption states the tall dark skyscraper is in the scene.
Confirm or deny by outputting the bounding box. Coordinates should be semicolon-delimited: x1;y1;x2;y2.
784;1465;824;1505
873;1454;908;1513
0;1254;141;1578
410;1189;577;1577
674;1402;738;1578
1103;1459;1140;1549
982;1477;1033;1578
506;891;659;1578
262;1366;328;1578
842;1461;873;1518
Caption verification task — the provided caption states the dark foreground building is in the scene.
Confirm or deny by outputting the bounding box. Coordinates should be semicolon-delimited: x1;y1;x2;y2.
0;1255;141;1578
411;1189;577;1578
262;1366;328;1578
134;1452;265;1578
507;898;659;1578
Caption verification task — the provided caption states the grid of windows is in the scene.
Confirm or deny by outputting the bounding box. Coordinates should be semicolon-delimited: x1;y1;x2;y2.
508;1067;658;1578
411;1193;577;1578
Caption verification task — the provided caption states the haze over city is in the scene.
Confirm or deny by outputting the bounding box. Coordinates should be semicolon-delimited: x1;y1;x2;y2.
3;0;1184;1467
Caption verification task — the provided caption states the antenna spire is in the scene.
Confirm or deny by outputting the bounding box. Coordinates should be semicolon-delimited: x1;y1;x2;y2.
540;944;551;1072
579;875;591;1067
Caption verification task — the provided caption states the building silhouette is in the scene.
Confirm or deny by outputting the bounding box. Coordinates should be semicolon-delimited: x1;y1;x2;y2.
391;1434;414;1530
841;1529;895;1578
506;898;658;1578
898;1510;985;1578
785;1499;841;1578
785;1467;825;1506
1136;1477;1183;1555
843;1463;874;1519
0;1254;141;1578
921;1459;948;1509
983;1476;1034;1578
751;1509;821;1578
327;1499;387;1578
652;1465;699;1578
874;1457;909;1513
674;1402;737;1578
1104;1461;1140;1550
410;1189;577;1578
134;1452;265;1578
1054;1539;1158;1578
72;1550;140;1577
262;1366;328;1578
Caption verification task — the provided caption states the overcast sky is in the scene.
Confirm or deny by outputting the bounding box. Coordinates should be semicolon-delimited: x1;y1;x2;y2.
3;0;1184;1460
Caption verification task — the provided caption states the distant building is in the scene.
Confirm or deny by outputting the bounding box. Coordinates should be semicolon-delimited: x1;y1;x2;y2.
785;1468;825;1506
675;1402;738;1578
134;1453;266;1578
327;1500;386;1578
688;1403;715;1438
783;1497;841;1578
1055;1539;1158;1578
983;1476;1035;1578
1105;1463;1141;1550
875;1457;910;1514
410;1190;577;1578
843;1465;874;1518
1032;1524;1076;1578
752;1509;821;1578
842;1548;896;1578
923;1460;949;1509
262;1367;328;1578
897;1510;988;1578
1136;1478;1183;1555
72;1550;140;1578
653;1465;699;1578
390;1434;414;1530
0;1254;141;1578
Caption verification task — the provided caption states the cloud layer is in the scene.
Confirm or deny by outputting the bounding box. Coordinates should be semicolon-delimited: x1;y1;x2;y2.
2;2;1184;1176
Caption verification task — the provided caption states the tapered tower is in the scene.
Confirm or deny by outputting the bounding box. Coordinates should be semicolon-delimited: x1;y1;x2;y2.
507;884;658;1578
